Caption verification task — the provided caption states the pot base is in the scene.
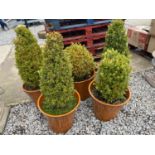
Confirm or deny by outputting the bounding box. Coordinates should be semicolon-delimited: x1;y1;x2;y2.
89;81;131;121
37;91;80;134
47;114;74;133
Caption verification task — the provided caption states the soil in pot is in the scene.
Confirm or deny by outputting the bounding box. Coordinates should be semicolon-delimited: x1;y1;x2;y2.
37;90;80;133
23;84;41;107
89;81;131;121
74;71;95;101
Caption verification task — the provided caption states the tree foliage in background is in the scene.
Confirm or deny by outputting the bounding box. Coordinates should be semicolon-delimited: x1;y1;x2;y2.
104;19;129;56
95;49;131;103
64;43;95;81
14;25;42;89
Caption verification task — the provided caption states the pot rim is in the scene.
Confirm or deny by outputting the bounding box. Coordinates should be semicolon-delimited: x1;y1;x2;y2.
88;80;131;107
37;90;81;118
74;70;95;84
23;84;40;93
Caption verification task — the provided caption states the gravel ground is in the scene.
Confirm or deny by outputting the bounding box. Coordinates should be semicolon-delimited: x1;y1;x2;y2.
3;70;155;135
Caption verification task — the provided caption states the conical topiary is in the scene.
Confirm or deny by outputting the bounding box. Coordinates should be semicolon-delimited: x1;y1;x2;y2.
40;32;75;114
95;48;131;103
14;25;42;90
104;19;129;56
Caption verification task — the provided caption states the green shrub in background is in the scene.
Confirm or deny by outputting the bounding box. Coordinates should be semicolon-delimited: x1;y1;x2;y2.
14;25;42;89
40;32;75;114
95;49;131;103
104;19;129;56
64;43;95;81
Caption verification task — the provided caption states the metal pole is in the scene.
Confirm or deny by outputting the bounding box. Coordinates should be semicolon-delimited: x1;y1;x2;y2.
24;19;28;28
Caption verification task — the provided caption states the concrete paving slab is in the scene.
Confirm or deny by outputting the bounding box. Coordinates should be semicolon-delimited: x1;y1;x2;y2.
0;102;10;134
130;50;153;73
0;45;12;134
0;29;15;46
0;45;12;65
0;47;31;106
144;72;155;87
0;25;45;46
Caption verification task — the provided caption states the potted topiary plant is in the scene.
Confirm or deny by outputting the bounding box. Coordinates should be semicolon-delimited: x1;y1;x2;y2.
14;25;42;105
104;19;129;56
64;43;95;100
89;49;131;121
37;32;80;133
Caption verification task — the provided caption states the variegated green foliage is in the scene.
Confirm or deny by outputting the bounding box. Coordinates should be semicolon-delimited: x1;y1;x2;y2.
64;43;95;81
40;32;74;109
14;25;42;89
104;19;129;56
95;49;131;103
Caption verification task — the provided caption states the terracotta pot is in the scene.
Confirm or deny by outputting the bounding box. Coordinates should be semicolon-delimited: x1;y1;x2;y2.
88;80;131;121
74;71;95;101
37;90;81;133
23;85;41;107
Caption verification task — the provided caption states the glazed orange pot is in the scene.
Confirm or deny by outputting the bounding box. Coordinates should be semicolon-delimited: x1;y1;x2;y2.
23;85;41;107
37;90;81;134
74;71;95;101
88;80;131;121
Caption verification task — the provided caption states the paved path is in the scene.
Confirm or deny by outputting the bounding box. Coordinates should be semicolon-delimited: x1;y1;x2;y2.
0;25;45;46
0;48;31;106
0;101;10;133
0;45;12;65
0;45;13;133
